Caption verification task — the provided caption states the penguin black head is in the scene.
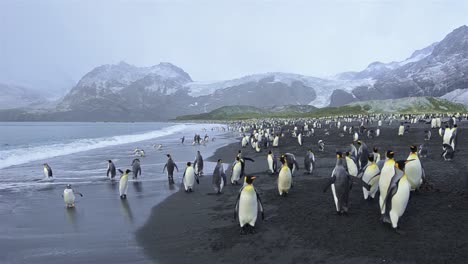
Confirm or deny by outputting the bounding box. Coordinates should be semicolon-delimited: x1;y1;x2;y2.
280;156;286;164
357;140;362;145
368;155;374;162
336;152;343;159
236;156;240;161
345;151;350;156
454;124;458;128
386;151;395;159
268;150;272;154
108;160;112;163
238;150;242;153
125;169;132;174
373;147;378;153
166;154;171;158
217;159;222;163
66;184;72;189
410;145;417;153
245;176;256;184
395;160;412;170
187;162;192;166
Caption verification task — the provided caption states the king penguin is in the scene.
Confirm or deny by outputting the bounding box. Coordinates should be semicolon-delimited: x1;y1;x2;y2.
323;152;352;215
345;152;358;177
131;159;141;180
62;184;83;208
234;176;264;234
231;157;243;185
183;162;199;192
278;156;292;197
43;163;53;178
212;159;226;194
359;155;380;200
107;160;116;179
382;160;412;234
398;123;405;136
406;145;424;191
267;150;277;175
118;169;131;199
379;151;396;215
304;149;316;175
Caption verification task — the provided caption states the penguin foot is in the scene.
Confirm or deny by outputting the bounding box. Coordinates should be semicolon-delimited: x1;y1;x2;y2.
240;226;247;235
394;228;406;236
120;195;126;199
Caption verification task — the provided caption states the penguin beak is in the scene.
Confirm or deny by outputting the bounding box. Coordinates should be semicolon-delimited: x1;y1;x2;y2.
251;176;256;180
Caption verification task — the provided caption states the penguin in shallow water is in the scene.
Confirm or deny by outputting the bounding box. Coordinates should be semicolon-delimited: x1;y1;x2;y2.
379;151;396;215
323;152;352;215
131;159;141;179
234;176;264;234
193;151;204;176
43;163;53;178
304;149;316;175
62;184;83;208
183;162;199;192
163;154;179;184
278;156;293;197
118;169;131;199
382;160;412;234
107;160;116;179
212;159;226;194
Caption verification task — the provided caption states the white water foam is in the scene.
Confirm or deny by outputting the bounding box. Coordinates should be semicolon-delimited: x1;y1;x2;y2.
0;124;188;170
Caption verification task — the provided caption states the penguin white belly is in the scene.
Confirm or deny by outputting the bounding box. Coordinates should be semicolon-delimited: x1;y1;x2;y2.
331;184;339;212
184;168;195;190
436;118;441;127
353;133;358;141
298;135;302;146
390;180;411;228
43;168;48;178
398;126;404;136
278;167;292;195
231;163;242;184
267;156;274;173
63;189;75;205
119;175;129;196
405;160;422;190
273;137;279;147
431;119;436;128
238;191;258;227
443;130;451;145
220;177;224;192
241;137;248;147
346;158;358;177
379;162;395;214
255;144;261;153
361;165;380;199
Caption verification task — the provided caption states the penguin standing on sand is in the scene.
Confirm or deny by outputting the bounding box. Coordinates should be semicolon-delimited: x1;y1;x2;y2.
272;135;279;147
183;162;199;192
382;160;412;234
193;151;204;176
131;159;141;179
304;149;316;175
424;130;431;141
231;157;243;185
234;176;264;234
278;156;293;196
418;144;428;158
43;163;53;178
406;145;425;191
62;184;83;208
107;160;116;179
163;154;179;184
283;153;300;176
323;152;352;215
359;155;380;200
212;159;226;194
357;140;369;171
318;140;325;152
442;144;454;161
373;147;381;163
345;152;358;177
398;123;405;136
297;133;303;146
267;150;277;174
118;169;131;199
379;151;396;215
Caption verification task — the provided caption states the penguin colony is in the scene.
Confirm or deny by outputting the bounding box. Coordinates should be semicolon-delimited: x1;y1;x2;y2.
48;113;464;235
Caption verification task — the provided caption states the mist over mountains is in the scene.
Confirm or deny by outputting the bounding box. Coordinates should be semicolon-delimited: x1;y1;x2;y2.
1;25;468;121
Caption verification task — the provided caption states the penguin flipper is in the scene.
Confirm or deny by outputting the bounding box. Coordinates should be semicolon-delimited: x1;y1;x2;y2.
323;176;336;193
383;170;404;213
256;191;265;220
118;169;124;175
234;189;243;220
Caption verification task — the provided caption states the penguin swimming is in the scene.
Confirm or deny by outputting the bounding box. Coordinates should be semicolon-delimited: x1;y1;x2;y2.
234;176;264;234
379;151;396;215
323;152;352;215
107;160;116;179
43;163;53;178
359;155;380;200
118;169;131;199
304;149;316;175
267;150;277;175
212;159;227;194
62;184;83;208
382;160;412;234
163;154;179;184
131;159;141;180
183;162;199;192
278;156;293;196
406;145;424;191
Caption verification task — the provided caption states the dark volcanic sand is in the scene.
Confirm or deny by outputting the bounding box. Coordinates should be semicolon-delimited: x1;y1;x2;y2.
137;121;468;264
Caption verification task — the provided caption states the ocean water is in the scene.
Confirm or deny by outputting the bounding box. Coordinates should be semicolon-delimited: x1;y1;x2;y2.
0;122;234;264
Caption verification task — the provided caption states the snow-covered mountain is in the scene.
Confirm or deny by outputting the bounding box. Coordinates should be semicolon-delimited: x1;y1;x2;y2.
0;83;48;109
440;88;468;105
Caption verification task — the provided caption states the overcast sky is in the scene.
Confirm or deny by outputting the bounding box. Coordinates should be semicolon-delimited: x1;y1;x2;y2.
1;0;467;94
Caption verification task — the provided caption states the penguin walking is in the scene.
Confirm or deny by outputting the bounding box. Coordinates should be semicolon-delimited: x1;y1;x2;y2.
406;146;424;191
234;176;264;234
442;144;454;161
118;169;132;199
379;151;396;215
212;159;226;194
107;160;116;179
382;160;412;234
318;140;325;152
304;149;316;175
163;154;179;184
359;155;380;200
231;157;243;185
278;156;292;196
62;184;83;208
193;151;204;177
43;163;53;178
323;153;352;215
267;150;277;175
183;162;199;192
131;159;141;180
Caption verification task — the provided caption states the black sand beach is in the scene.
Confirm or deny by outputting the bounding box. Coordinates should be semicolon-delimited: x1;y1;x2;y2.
137;121;468;264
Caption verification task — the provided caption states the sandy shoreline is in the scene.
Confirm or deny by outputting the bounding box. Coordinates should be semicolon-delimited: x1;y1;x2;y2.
137;121;468;264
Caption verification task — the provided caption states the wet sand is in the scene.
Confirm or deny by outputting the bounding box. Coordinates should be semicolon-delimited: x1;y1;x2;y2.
137;121;468;264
